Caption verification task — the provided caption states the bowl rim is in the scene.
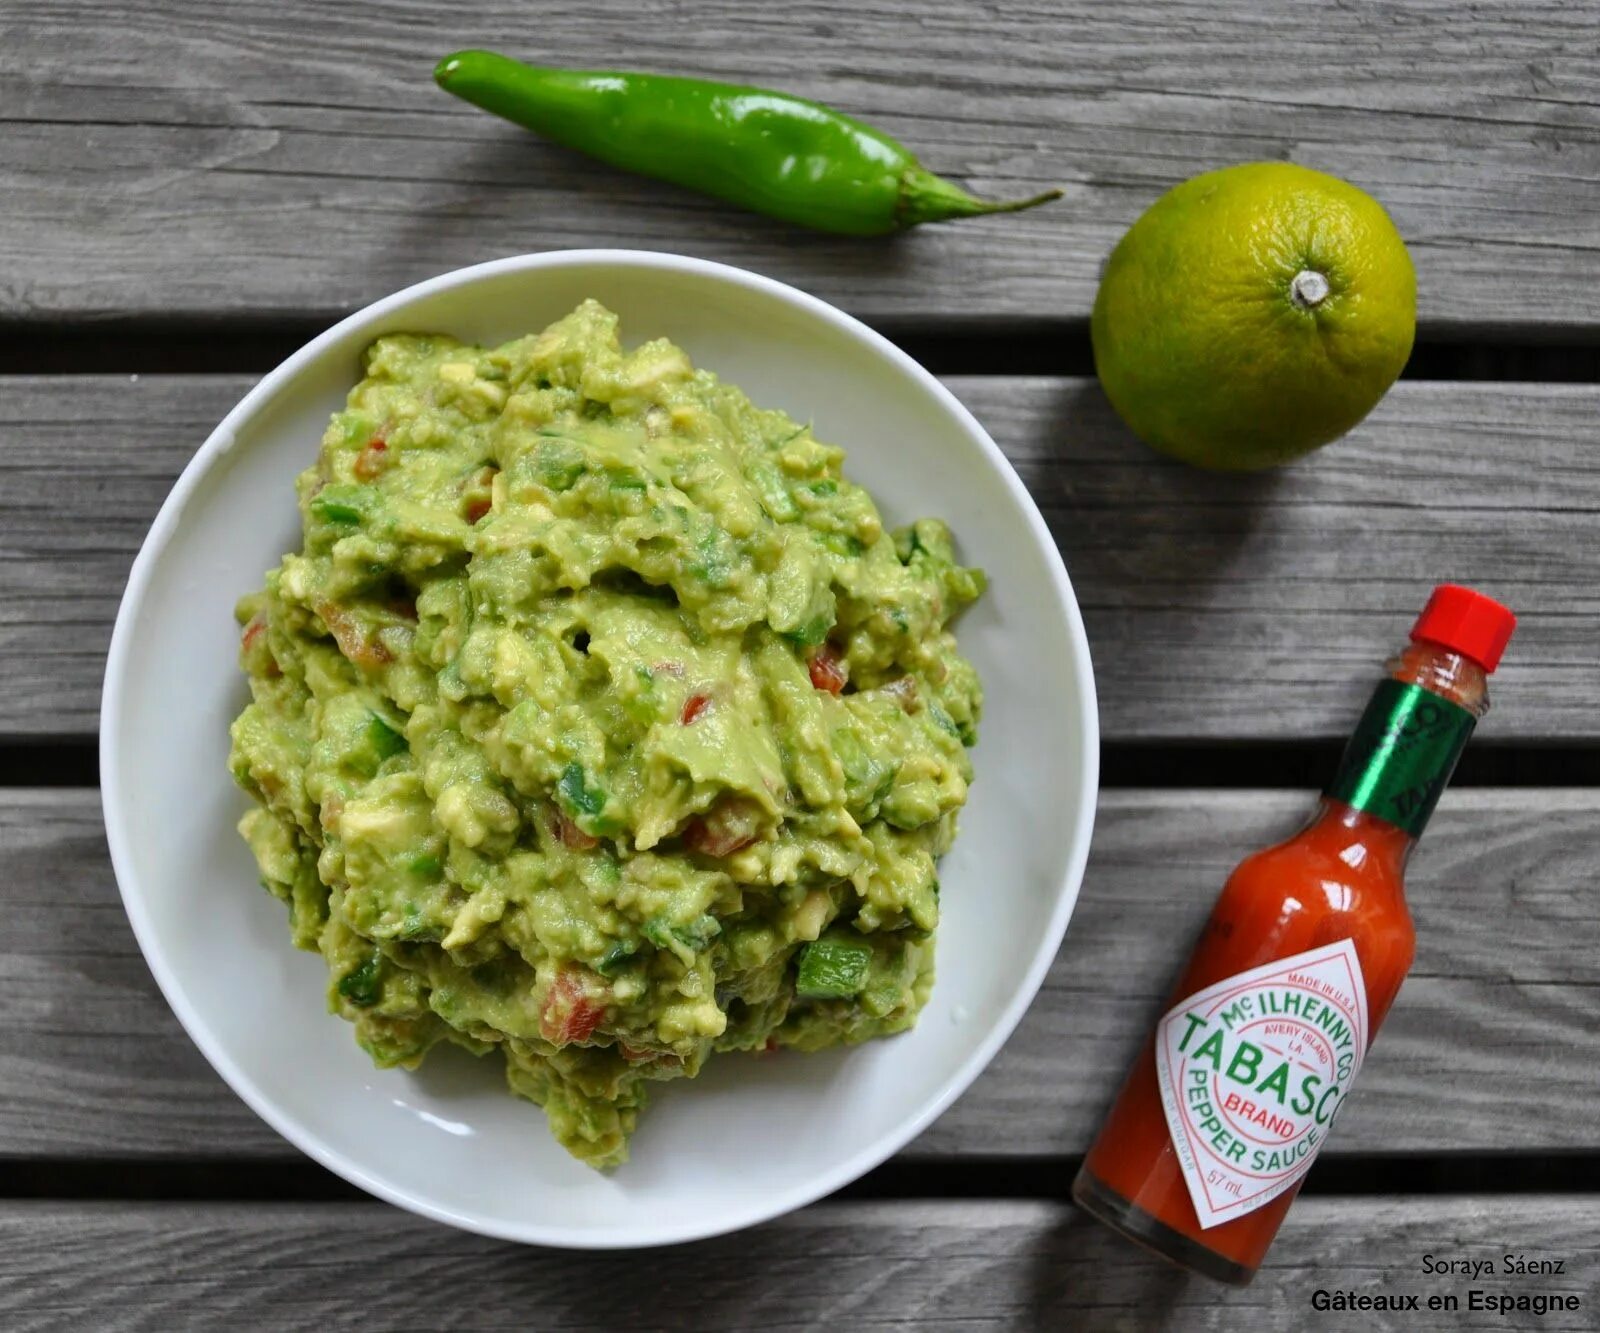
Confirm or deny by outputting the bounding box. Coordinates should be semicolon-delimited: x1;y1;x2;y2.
100;249;1100;1248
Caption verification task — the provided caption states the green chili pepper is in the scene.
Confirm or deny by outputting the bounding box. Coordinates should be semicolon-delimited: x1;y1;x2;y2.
434;50;1061;235
795;934;873;999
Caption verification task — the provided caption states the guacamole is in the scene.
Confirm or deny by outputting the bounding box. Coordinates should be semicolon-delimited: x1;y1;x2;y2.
229;300;984;1167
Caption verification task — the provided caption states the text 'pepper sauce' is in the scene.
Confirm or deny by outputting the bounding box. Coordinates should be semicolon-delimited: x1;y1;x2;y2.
1072;585;1517;1284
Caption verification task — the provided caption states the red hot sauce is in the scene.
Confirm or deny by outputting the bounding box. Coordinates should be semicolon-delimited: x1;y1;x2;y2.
1073;585;1516;1284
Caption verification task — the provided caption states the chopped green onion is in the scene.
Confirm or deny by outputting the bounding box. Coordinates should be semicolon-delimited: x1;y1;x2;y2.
780;614;832;649
337;953;383;1007
557;762;607;818
365;714;408;759
595;941;638;977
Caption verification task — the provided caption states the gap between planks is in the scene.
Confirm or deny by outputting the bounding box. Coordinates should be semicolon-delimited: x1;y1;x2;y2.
9;1151;1600;1205
2;739;1599;791
3;321;1600;381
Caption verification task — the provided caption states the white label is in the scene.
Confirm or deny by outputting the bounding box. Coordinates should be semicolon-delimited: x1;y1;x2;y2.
1155;940;1369;1230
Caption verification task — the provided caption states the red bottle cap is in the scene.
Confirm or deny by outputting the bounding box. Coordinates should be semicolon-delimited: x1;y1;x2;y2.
1409;584;1516;673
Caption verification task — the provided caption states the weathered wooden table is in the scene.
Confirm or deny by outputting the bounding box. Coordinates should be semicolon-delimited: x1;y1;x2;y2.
4;3;1598;1328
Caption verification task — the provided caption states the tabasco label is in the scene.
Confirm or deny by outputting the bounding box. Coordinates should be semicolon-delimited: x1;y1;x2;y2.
1154;940;1369;1229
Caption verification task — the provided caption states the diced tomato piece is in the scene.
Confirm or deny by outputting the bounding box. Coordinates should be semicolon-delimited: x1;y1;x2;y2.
460;464;497;525
241;614;267;651
353;435;389;480
317;602;392;670
680;693;711;725
540;969;606;1046
544;805;599;851
684;798;762;858
807;644;847;694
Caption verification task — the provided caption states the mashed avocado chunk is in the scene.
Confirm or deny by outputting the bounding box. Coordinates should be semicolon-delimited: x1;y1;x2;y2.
229;300;984;1167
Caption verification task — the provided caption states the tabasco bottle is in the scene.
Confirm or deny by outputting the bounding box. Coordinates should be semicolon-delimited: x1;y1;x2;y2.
1072;584;1516;1285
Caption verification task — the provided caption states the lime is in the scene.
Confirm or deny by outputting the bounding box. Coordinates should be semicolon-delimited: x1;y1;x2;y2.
1091;163;1416;470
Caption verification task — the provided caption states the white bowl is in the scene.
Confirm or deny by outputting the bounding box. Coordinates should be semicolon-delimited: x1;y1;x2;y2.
102;251;1098;1248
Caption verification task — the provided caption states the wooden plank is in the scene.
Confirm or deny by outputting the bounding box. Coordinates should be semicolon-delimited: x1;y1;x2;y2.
3;374;1595;740
0;375;233;735
4;0;1598;329
5;787;1597;1161
1;1198;1595;1330
923;787;1600;1157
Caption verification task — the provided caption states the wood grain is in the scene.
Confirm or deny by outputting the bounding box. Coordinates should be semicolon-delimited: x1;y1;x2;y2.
4;375;1597;740
2;1197;1596;1331
5;786;1597;1161
4;0;1598;328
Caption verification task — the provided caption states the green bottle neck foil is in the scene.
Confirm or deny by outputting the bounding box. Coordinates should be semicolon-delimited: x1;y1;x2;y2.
1324;679;1478;838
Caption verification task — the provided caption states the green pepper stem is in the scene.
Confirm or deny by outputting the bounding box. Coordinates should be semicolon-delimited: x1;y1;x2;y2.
897;165;1062;229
